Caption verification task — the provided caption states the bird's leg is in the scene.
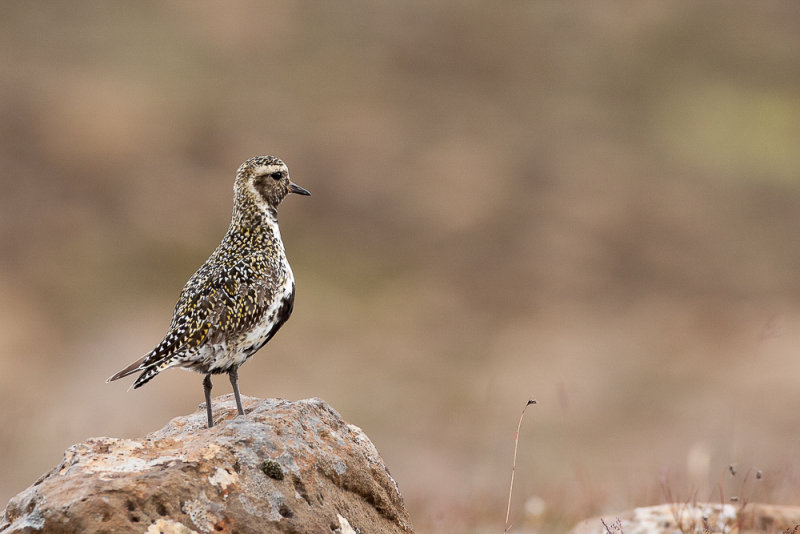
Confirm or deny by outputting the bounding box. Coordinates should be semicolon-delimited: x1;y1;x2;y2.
203;373;214;428
229;367;245;416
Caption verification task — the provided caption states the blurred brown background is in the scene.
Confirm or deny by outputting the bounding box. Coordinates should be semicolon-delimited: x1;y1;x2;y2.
2;1;800;532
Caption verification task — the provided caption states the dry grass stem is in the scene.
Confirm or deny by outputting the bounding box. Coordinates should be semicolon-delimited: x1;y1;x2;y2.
504;399;536;533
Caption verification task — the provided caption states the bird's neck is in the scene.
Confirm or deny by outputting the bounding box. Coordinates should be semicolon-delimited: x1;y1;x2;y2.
226;199;283;253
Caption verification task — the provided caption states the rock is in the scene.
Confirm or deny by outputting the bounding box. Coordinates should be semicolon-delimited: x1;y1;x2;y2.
568;502;800;534
0;396;414;534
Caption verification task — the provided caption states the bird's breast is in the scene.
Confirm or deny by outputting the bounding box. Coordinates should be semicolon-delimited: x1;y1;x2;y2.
236;272;295;359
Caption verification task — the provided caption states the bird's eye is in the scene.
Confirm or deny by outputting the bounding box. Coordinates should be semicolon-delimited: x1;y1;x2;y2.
270;172;283;181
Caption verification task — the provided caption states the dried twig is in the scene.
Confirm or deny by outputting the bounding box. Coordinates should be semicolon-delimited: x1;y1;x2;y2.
600;517;624;533
504;399;536;533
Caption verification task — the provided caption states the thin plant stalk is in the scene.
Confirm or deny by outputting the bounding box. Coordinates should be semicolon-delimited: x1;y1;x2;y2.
504;399;536;533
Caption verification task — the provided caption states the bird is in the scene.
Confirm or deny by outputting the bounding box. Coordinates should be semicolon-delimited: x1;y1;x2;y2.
108;155;310;428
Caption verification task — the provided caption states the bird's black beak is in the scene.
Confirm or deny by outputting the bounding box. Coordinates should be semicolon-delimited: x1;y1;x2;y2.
289;182;311;196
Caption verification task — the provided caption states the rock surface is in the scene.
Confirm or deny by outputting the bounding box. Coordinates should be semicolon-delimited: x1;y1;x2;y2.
568;502;800;534
0;396;413;534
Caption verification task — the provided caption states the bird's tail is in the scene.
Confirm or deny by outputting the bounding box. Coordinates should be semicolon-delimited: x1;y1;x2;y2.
130;364;164;390
107;355;147;383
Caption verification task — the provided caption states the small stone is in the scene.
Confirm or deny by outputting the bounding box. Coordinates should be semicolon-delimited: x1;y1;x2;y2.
262;459;284;480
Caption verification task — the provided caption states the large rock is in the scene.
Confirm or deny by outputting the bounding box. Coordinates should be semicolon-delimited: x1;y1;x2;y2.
569;502;800;534
0;396;413;534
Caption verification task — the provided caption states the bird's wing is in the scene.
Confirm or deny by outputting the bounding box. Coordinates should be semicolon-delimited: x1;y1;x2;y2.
123;255;281;376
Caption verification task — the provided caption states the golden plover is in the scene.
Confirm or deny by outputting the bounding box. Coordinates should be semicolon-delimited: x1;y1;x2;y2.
108;155;310;427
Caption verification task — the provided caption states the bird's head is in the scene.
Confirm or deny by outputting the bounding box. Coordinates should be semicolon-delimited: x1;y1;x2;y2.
235;155;311;211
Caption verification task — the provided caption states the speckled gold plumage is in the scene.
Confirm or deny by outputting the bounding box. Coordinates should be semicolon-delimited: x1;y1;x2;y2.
108;155;310;427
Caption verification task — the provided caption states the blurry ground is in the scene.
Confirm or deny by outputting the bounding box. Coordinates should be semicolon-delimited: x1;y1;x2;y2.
2;2;800;532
